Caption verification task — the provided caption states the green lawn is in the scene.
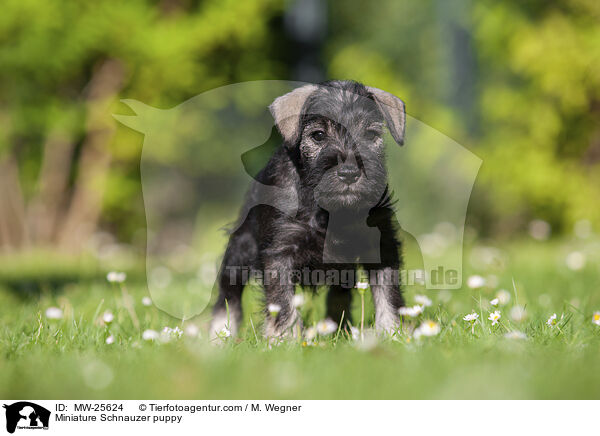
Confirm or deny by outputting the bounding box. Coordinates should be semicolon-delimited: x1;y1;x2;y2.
1;239;600;399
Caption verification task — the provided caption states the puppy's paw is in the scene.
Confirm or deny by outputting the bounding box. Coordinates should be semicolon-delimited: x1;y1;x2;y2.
374;316;401;336
264;311;303;340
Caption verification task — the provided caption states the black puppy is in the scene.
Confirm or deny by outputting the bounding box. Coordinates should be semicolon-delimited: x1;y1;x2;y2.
210;80;406;338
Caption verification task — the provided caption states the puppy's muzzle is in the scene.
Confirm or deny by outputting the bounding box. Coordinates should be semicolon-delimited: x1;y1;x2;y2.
337;165;361;184
335;150;362;185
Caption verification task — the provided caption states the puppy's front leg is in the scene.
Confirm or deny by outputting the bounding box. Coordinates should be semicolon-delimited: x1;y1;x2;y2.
369;266;403;333
263;258;302;338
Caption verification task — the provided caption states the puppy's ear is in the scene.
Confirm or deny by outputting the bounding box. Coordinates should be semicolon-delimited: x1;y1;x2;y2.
367;87;406;145
269;84;318;145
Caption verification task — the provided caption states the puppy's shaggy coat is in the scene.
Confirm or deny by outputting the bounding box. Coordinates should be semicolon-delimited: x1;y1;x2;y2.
210;80;406;338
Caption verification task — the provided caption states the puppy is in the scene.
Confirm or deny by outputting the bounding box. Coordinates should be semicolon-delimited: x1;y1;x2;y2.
210;80;406;338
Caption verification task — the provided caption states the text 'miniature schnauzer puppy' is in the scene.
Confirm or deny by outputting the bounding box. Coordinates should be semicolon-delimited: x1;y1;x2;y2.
210;80;407;339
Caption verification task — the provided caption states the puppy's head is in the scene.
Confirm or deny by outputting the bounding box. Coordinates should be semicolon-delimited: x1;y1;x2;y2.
270;80;406;212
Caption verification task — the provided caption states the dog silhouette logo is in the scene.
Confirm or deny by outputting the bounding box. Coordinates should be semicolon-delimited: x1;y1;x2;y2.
3;402;50;434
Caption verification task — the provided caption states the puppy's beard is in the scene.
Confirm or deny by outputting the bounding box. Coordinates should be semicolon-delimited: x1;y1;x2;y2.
314;178;384;212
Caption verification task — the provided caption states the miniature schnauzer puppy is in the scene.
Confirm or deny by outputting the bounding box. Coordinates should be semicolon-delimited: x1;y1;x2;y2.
210;80;406;339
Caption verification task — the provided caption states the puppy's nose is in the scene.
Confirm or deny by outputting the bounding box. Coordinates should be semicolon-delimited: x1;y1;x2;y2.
337;165;361;184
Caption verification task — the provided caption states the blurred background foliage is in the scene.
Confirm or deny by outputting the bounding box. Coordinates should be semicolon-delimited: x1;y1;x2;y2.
0;0;598;263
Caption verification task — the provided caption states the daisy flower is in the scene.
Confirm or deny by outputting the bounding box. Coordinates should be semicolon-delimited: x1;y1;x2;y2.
141;296;152;307
496;289;511;305
414;294;432;307
268;304;281;317
467;275;486;289
106;271;126;283
414;320;441;338
316;319;337;335
355;281;369;295
142;329;159;341
463;312;479;334
463;312;479;322
292;294;304;308
490;298;499;307
398;305;424;317
102;311;114;324
510;305;527;322
161;326;183;341
488;310;501;326
105;335;115;345
593;312;600;326
305;326;317;341
45;307;63;319
217;327;231;339
546;313;558;328
184;324;200;338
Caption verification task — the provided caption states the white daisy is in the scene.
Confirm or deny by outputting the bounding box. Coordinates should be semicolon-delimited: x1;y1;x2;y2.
106;271;126;283
184;324;200;338
490;298;499;307
316;319;337;335
141;296;152;307
218;327;231;339
292;294;304;308
350;326;360;341
463;312;479;334
488;310;501;326
414;320;441;338
398;305;424;317
305;326;317;340
414;294;432;307
592;312;600;326
546;313;558;327
161;326;183;341
463;312;479;322
45;307;63;319
467;275;486;289
102;311;114;324
496;289;511;305
142;329;159;341
510;305;527;322
105;335;115;345
268;304;282;317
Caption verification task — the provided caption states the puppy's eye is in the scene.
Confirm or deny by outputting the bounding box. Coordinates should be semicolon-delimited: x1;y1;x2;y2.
364;130;381;141
311;130;326;142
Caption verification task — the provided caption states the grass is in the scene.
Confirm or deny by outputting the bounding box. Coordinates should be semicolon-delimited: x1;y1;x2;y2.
1;239;600;399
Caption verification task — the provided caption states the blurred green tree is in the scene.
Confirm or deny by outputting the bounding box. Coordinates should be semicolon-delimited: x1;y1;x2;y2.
0;0;285;252
0;0;598;257
325;0;600;237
